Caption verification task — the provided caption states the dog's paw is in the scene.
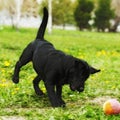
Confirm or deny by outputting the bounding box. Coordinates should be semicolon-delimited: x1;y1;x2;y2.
52;100;66;107
52;103;66;108
59;99;66;107
60;102;66;107
12;76;19;84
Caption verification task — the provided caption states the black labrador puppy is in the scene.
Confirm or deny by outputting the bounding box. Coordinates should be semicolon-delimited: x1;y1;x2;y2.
12;7;100;107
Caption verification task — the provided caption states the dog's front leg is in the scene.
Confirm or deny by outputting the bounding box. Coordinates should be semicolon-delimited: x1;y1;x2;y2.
56;85;66;107
44;71;65;107
45;83;61;107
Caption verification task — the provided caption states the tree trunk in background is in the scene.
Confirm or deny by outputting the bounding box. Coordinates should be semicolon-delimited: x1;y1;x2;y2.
111;0;120;32
14;0;23;30
110;16;120;32
48;0;52;34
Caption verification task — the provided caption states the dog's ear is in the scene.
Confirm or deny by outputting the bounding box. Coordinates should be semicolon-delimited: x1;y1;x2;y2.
90;66;100;74
74;60;84;68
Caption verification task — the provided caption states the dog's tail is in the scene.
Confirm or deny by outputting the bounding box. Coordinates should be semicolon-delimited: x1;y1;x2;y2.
35;7;48;40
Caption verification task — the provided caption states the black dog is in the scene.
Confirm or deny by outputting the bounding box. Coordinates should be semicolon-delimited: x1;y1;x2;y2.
12;7;100;107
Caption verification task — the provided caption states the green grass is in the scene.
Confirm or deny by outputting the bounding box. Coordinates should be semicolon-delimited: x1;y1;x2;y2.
0;26;120;120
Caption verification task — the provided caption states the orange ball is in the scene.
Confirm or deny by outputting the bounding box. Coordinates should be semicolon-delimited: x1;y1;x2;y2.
103;99;120;115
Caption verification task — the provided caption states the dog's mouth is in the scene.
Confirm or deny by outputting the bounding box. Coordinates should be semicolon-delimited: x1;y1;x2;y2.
70;85;84;92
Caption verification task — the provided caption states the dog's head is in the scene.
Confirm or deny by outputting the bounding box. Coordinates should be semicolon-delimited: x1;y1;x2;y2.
67;59;100;92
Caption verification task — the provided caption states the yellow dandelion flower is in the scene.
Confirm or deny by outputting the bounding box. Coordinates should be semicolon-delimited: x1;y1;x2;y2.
1;69;5;73
101;68;105;71
105;81;110;84
1;79;6;83
11;91;16;95
15;87;20;91
0;83;7;87
64;48;69;53
91;76;95;80
96;50;107;56
78;55;84;59
111;86;116;89
4;61;10;67
101;50;107;55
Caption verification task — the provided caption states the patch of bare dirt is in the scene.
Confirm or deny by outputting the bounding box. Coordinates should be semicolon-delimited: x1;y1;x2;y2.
0;116;25;120
89;96;113;105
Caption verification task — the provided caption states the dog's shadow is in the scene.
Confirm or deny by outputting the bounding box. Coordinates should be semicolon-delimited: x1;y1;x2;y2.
31;93;52;107
32;93;51;107
14;93;51;108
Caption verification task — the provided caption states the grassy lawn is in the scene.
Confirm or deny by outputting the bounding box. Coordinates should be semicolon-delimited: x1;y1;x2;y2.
0;27;120;120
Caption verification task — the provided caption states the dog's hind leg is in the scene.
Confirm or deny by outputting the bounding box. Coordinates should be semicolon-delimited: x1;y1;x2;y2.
33;75;44;96
12;43;33;84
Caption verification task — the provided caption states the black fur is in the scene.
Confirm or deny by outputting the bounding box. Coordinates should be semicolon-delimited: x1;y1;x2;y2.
12;7;100;107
